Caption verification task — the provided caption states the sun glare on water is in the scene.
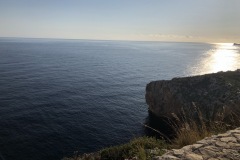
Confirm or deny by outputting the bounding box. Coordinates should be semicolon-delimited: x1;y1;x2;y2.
210;43;238;72
195;43;240;75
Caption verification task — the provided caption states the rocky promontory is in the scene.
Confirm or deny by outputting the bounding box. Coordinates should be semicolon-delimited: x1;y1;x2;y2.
146;70;240;121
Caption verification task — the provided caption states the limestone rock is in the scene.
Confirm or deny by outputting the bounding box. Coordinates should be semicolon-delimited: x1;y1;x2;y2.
155;128;240;160
145;70;240;121
185;153;203;160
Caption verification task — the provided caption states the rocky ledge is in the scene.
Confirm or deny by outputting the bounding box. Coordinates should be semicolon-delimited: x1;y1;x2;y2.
145;70;240;121
155;128;240;160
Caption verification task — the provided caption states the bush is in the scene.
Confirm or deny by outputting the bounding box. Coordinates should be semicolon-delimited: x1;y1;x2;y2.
63;137;167;160
100;137;167;160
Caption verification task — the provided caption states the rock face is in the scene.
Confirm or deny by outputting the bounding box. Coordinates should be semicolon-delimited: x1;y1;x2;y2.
155;128;240;160
145;70;240;121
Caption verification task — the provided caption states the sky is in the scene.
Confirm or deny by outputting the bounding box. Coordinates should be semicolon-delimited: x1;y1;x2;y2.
0;0;239;42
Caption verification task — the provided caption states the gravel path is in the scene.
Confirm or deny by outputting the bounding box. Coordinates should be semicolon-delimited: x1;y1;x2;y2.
155;128;240;160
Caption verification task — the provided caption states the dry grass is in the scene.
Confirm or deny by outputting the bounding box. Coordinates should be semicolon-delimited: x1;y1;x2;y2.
168;103;240;148
172;122;210;148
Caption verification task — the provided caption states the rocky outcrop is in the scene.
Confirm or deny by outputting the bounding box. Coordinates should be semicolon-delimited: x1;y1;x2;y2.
145;70;240;121
155;128;240;160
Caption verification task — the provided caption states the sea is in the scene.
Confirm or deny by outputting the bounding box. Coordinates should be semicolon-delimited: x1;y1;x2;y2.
0;38;239;160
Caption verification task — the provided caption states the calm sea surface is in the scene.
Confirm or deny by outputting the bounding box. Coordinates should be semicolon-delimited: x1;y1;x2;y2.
0;38;239;160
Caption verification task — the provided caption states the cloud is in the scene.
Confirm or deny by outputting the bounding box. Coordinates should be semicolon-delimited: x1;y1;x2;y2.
148;34;195;40
93;33;206;42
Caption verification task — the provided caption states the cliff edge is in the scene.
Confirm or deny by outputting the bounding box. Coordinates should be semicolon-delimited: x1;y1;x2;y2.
146;70;240;121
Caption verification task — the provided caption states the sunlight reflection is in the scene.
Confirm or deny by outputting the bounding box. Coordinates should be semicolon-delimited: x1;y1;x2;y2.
195;43;240;75
210;44;238;72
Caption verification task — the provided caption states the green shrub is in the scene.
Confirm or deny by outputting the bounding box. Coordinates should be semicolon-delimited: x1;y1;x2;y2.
100;137;167;160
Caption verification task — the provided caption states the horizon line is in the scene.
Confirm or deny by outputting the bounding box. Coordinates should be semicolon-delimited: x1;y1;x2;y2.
0;36;225;44
0;36;238;44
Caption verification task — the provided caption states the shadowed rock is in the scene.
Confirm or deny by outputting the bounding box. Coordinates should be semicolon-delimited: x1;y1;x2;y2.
146;70;240;121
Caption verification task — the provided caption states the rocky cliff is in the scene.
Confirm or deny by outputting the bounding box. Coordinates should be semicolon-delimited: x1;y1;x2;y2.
145;70;240;121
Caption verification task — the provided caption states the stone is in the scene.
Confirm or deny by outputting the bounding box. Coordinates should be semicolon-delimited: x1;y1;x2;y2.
215;141;229;148
224;153;240;159
220;137;237;143
155;128;240;160
197;139;208;144
233;133;240;139
182;145;193;151
191;143;203;150
199;147;217;157
185;153;203;160
229;129;240;134
228;142;240;148
172;149;184;156
154;155;180;160
204;146;220;151
222;148;239;155
217;132;232;137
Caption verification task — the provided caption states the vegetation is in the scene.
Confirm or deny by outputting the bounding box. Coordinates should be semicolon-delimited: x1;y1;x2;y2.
100;137;167;160
169;103;240;148
63;137;167;160
64;104;240;160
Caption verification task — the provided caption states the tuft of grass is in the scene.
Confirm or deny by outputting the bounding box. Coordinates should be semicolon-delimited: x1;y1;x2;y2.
171;121;210;148
168;102;240;148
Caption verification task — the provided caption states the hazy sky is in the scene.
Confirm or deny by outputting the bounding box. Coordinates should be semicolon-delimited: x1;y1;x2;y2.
0;0;239;42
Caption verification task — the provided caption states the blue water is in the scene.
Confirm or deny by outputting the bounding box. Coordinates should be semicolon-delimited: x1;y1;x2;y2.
0;38;239;160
